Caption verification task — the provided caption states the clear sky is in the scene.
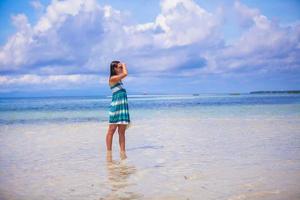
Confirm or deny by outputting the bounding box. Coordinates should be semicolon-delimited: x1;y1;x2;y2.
0;0;300;97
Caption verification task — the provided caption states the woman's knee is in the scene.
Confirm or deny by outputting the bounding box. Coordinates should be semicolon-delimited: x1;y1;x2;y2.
108;125;117;135
118;125;126;134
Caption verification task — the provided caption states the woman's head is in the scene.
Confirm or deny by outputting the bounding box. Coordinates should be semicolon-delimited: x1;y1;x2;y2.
110;60;123;77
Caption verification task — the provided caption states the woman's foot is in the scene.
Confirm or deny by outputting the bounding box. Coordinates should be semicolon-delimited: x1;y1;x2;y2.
120;151;127;160
106;150;112;162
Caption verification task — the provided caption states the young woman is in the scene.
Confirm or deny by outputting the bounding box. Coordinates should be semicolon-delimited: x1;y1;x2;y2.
106;60;131;160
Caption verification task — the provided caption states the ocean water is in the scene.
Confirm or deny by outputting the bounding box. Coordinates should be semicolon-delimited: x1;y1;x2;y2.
0;93;300;199
1;93;300;125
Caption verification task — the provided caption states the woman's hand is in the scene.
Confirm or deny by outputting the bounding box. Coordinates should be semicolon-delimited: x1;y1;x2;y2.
121;63;128;75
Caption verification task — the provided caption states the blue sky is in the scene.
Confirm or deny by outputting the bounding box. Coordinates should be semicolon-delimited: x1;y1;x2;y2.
0;0;300;97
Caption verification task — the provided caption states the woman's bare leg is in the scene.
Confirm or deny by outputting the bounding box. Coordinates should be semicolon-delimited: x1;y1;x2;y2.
118;125;127;159
118;124;126;152
106;124;118;151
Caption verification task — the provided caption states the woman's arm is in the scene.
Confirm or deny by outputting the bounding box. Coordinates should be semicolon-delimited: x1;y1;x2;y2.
122;63;128;75
110;63;128;83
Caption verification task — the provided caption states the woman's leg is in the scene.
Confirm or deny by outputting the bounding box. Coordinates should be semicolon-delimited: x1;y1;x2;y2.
106;124;118;151
118;124;127;152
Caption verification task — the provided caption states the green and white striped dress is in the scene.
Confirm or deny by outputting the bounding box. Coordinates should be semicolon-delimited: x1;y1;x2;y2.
108;80;131;130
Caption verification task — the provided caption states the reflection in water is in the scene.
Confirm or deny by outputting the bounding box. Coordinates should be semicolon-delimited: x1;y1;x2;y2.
100;152;142;200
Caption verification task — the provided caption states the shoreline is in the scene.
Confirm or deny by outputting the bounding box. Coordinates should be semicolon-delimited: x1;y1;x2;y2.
1;114;300;199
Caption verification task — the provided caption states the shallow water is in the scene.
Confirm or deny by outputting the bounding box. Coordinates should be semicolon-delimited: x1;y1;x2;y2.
1;93;300;125
0;94;300;199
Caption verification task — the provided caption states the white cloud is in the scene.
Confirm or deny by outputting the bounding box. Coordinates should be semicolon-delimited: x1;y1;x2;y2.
0;0;124;73
199;1;300;74
156;0;220;48
0;14;33;69
115;0;224;74
0;0;221;76
233;0;260;27
0;74;106;86
0;0;299;92
124;0;221;49
30;0;44;11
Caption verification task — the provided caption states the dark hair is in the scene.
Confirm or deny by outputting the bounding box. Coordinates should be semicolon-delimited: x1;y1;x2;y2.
110;60;120;77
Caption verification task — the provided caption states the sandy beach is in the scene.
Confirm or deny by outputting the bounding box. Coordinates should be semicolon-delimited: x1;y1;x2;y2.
1;115;300;200
1;0;299;199
1;0;300;198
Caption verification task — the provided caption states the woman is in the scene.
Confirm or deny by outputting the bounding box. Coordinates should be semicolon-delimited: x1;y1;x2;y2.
106;60;131;160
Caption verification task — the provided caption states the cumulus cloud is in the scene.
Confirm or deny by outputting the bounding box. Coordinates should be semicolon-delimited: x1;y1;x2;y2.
124;0;221;48
0;0;129;74
0;74;106;86
117;0;223;74
197;0;300;75
0;0;222;75
30;0;45;14
0;0;299;91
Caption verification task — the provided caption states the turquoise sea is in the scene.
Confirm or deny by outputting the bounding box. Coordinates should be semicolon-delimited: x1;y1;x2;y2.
0;93;300;199
1;93;300;125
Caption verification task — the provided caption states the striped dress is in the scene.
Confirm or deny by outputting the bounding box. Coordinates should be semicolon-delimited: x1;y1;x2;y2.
108;80;131;130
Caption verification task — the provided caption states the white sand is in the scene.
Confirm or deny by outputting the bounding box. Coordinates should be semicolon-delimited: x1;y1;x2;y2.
0;117;300;200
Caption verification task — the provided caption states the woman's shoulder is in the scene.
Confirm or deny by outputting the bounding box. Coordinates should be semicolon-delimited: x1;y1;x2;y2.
109;80;121;87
